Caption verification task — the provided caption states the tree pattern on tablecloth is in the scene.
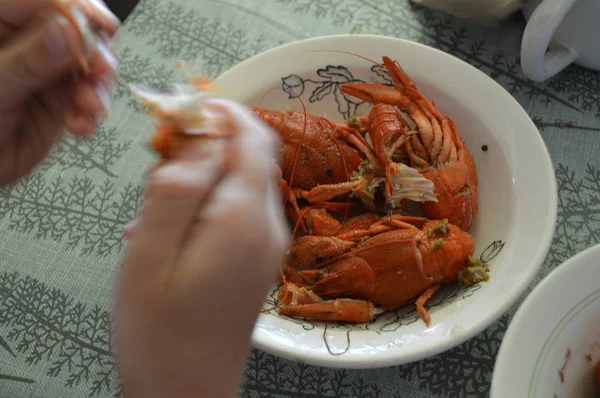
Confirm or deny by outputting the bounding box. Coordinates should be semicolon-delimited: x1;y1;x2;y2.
397;316;508;398
0;272;118;396
242;350;384;397
0;174;142;257
1;0;600;397
40;128;132;178
533;117;600;133
0;335;37;386
125;0;276;78
548;164;600;269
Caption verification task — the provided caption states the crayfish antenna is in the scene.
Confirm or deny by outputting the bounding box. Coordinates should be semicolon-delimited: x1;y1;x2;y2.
305;49;383;67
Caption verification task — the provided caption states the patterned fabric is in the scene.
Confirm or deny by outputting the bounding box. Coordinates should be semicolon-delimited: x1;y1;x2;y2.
0;0;599;397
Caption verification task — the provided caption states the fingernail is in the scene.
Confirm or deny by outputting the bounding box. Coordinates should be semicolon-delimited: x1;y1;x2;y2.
95;82;112;112
100;32;119;55
124;219;138;238
98;41;117;70
94;0;122;28
98;72;116;96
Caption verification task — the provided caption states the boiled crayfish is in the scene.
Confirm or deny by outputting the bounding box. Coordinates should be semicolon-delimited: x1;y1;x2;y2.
132;54;484;327
250;107;438;232
342;56;479;230
278;214;476;326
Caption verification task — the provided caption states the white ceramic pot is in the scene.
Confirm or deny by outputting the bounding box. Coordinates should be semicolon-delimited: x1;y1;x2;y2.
521;0;600;81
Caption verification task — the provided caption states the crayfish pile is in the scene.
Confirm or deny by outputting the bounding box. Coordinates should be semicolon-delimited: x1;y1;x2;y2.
133;56;489;327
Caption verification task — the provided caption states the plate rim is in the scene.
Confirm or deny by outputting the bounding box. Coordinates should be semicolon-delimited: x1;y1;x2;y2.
490;243;600;397
216;33;558;368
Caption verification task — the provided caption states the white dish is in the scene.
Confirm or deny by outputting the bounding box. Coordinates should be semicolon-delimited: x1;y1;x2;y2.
215;34;557;369
491;244;600;398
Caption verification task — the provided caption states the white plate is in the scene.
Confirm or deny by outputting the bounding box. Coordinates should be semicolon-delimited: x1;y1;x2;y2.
492;244;600;398
215;34;557;369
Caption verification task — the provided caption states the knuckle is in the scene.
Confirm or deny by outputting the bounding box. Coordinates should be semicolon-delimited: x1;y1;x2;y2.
146;168;193;199
146;160;220;199
11;50;40;84
225;206;267;245
146;168;175;195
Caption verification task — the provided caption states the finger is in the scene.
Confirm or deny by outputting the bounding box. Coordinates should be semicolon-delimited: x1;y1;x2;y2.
88;40;117;77
55;41;116;127
0;21;17;40
72;79;111;114
264;161;291;245
65;107;98;136
77;0;121;36
0;13;87;106
0;78;72;185
38;73;74;115
0;0;118;37
205;99;278;191
123;219;138;239
0;0;53;27
123;140;226;276
0;108;24;149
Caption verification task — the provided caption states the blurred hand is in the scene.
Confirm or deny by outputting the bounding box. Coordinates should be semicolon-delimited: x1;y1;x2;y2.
115;99;289;398
0;0;120;186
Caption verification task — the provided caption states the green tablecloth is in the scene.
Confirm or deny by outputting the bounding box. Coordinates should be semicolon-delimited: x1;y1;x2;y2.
1;0;599;396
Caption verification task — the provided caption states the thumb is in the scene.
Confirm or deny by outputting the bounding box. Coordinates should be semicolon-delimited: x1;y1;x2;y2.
0;12;88;106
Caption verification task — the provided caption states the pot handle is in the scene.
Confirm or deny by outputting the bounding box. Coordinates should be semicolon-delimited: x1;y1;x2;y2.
521;0;579;82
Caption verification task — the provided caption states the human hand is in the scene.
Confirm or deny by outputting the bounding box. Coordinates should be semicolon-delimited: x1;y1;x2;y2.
114;99;289;398
0;0;120;186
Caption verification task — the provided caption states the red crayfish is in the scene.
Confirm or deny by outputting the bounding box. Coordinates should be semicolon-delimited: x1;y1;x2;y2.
278;214;476;326
250;107;438;231
132;54;484;326
341;56;479;230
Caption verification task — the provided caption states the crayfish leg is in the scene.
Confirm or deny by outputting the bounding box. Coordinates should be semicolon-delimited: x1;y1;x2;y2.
301;180;366;204
280;298;376;323
415;284;441;327
303;208;342;237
